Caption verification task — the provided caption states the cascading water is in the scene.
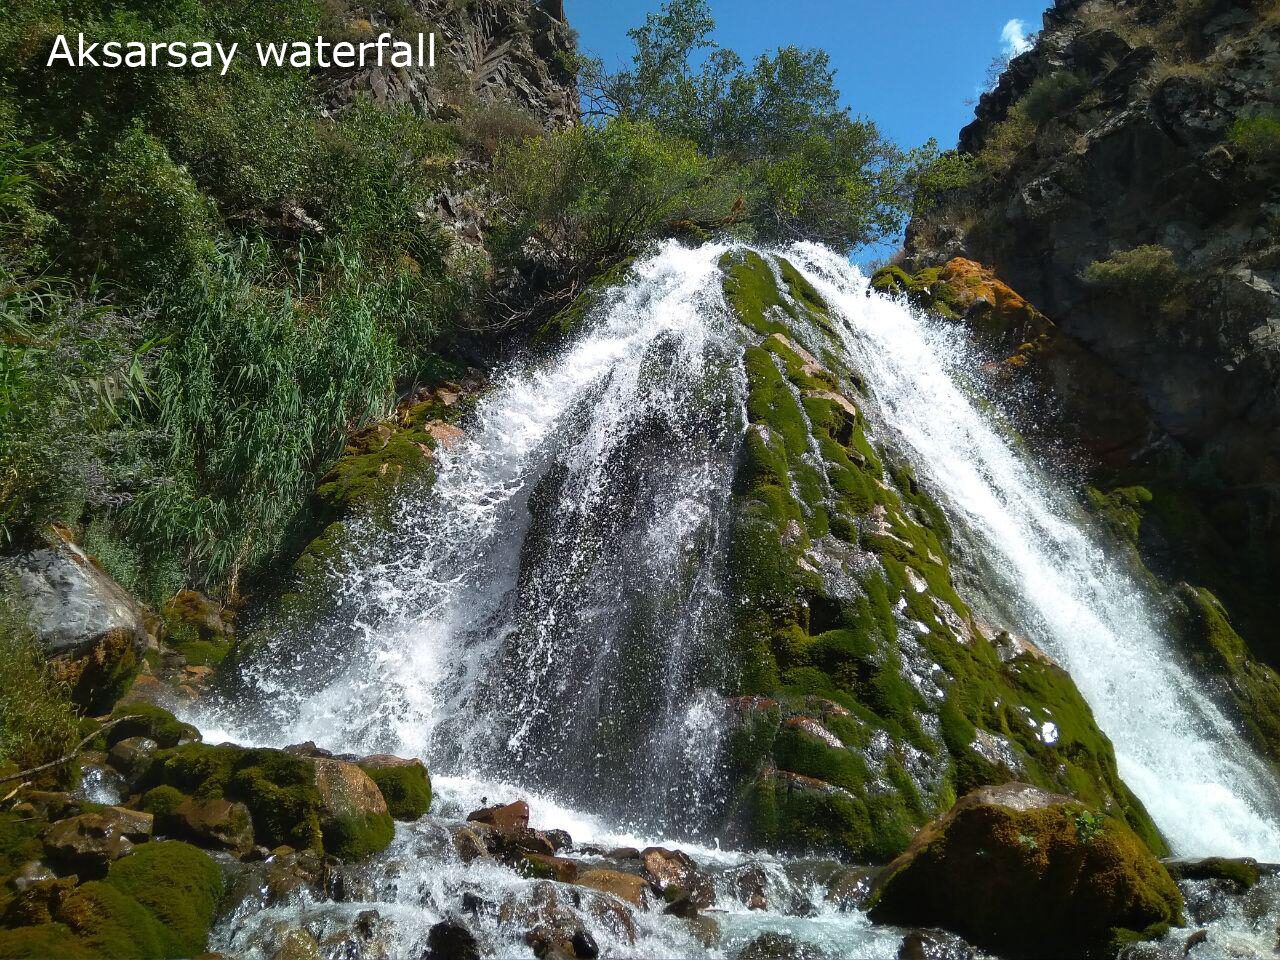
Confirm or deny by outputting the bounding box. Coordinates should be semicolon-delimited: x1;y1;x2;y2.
201;240;1280;959
786;242;1280;861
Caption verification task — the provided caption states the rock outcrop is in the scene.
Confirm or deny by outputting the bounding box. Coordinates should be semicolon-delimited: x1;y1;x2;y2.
8;532;149;712
907;0;1280;665
322;0;578;127
715;251;1164;862
867;783;1184;958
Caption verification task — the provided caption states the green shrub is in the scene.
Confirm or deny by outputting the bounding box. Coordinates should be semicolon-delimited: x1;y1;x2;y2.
0;590;80;777
1020;71;1088;126
977;107;1038;175
89;126;217;286
911;149;977;216
1229;115;1280;165
1083;245;1184;301
491;118;736;277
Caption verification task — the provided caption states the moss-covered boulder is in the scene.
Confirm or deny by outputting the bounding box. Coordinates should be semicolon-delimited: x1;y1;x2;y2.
357;755;432;821
103;840;223;957
144;742;393;860
717;252;1164;863
312;757;395;860
106;703;200;749
0;840;222;960
867;783;1183;958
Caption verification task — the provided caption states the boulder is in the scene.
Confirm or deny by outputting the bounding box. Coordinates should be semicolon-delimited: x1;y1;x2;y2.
356;755;431;821
170;797;255;856
467;799;530;831
1164;856;1262;891
867;783;1184;958
107;736;158;783
42;807;154;877
640;846;715;908
523;853;580;883
574;869;649;907
736;932;824;960
10;536;148;712
423;919;479;960
312;758;395;861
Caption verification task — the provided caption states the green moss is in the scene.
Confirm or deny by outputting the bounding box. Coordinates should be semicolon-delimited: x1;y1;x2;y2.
108;704;199;749
140;785;188;818
1166;856;1261;890
362;763;432;821
718;251;1163;863
313;408;440;515
868;796;1183;957
1174;585;1280;764
105;841;223;958
0;811;45;878
147;743;323;852
55;881;166;960
1086;485;1153;545
536;257;636;343
0;924;96;959
321;808;395;861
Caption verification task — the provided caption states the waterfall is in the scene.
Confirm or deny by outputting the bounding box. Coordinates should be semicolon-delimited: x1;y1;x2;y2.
202;240;1280;958
785;242;1280;860
212;240;1280;857
218;243;746;838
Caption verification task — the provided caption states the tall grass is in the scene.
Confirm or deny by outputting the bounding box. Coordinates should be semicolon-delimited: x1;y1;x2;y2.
0;588;80;777
128;239;401;593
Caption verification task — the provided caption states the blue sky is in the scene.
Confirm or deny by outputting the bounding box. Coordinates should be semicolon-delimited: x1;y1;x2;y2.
563;0;1047;154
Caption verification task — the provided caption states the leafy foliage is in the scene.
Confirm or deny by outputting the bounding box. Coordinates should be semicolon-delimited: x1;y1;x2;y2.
577;0;926;250
491;119;737;277
0;0;481;597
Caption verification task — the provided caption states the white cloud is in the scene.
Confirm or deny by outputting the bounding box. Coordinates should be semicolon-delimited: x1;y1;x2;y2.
1001;18;1034;57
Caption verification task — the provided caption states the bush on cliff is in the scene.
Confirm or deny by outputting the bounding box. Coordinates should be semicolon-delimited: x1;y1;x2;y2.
491;118;737;279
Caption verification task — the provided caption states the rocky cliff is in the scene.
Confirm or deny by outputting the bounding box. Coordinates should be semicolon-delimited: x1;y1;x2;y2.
323;0;578;126
907;0;1280;666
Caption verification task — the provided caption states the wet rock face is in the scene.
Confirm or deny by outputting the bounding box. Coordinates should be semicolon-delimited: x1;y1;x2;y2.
8;534;148;712
322;0;578;127
716;252;1162;863
867;783;1184;958
906;0;1280;661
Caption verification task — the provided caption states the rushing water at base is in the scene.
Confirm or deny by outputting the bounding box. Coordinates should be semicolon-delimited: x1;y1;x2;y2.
195;242;1280;958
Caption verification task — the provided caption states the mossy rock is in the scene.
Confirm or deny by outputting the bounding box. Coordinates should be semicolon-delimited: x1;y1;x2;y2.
1164;856;1262;890
867;783;1183;958
0;923;96;959
359;759;432;821
107;704;199;749
718;252;1162;863
145;743;393;860
54;880;167;959
536;257;635;344
1172;584;1280;764
146;743;322;852
104;841;223;957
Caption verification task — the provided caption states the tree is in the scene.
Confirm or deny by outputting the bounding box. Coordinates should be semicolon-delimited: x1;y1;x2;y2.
578;0;923;251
